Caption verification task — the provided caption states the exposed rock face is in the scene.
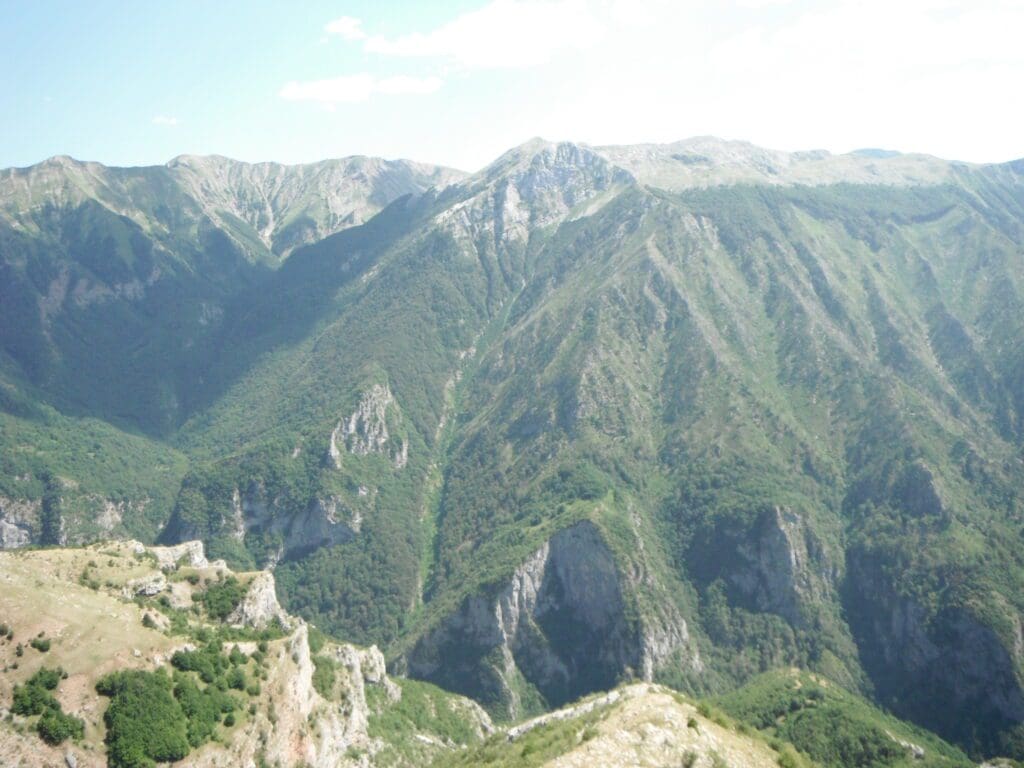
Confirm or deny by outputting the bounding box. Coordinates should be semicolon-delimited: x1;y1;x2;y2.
0;539;491;768
0;494;153;550
164;154;465;258
185;624;373;768
0;496;40;549
406;521;657;717
227;572;291;630
123;572;167;598
328;383;408;469
504;683;785;768
594;136;955;191
230;484;359;564
729;506;836;625
638;600;697;681
148;540;209;570
846;549;1024;751
437;140;633;250
324;643;398;738
692;505;837;628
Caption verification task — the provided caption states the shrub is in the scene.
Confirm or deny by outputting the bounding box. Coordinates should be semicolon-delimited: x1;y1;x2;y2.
776;744;808;768
29;666;63;690
12;681;59;716
12;666;67;716
12;667;83;746
197;577;246;621
30;637;51;653
227;667;246;691
173;673;233;747
171;641;226;684
97;669;191;767
37;707;84;745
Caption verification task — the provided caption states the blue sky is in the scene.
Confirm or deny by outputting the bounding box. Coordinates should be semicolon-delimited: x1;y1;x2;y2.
2;0;1022;171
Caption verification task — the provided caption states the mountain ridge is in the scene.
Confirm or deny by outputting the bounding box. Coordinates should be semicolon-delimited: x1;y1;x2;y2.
2;134;1024;761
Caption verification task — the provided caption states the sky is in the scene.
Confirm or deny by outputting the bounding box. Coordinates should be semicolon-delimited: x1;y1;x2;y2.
2;0;1023;172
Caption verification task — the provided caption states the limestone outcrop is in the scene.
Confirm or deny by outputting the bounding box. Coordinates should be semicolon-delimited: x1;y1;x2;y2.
227;572;291;630
405;520;694;718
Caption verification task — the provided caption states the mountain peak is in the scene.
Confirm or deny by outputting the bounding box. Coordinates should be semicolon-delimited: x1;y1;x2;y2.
42;153;81;167
475;138;634;188
593;135;957;190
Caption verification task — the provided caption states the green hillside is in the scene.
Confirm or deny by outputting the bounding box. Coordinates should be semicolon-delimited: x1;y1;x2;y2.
2;139;1024;761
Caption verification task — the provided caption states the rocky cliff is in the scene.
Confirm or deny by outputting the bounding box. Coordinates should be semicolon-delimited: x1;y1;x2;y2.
405;520;696;718
0;540;490;768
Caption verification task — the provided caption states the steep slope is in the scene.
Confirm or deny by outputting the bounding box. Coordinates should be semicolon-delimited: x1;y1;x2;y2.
440;683;803;768
164;154;464;259
0;153;461;431
714;668;973;768
3;138;1024;760
0;540;490;767
156;140;1024;754
594;136;956;190
0;153;462;534
160;140;636;646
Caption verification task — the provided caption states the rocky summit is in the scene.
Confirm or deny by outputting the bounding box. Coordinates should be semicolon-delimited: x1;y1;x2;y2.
2;137;1024;765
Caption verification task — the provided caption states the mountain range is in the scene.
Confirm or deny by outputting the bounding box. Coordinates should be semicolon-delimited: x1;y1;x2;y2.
2;136;1023;762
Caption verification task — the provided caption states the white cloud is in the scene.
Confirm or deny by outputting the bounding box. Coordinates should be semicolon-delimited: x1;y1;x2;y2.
280;1;1024;167
279;74;442;104
733;0;794;7
152;115;180;126
325;15;366;41
362;0;606;70
374;75;445;95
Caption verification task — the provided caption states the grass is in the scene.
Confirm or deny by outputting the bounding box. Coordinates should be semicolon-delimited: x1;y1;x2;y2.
367;676;486;766
713;669;974;768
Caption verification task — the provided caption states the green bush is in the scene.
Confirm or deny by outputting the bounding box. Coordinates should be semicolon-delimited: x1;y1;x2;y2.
97;670;191;768
172;672;234;748
12;680;59;716
12;666;66;715
227;667;247;691
171;641;227;684
197;577;247;621
11;667;83;746
30;637;51;653
37;707;85;745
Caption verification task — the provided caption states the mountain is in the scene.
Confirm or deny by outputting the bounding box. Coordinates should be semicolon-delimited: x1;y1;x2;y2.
0;153;463;433
2;137;1024;762
4;541;970;768
0;539;491;767
0;153;463;541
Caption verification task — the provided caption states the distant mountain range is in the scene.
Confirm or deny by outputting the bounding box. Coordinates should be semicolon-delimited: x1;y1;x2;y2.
2;137;1023;762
